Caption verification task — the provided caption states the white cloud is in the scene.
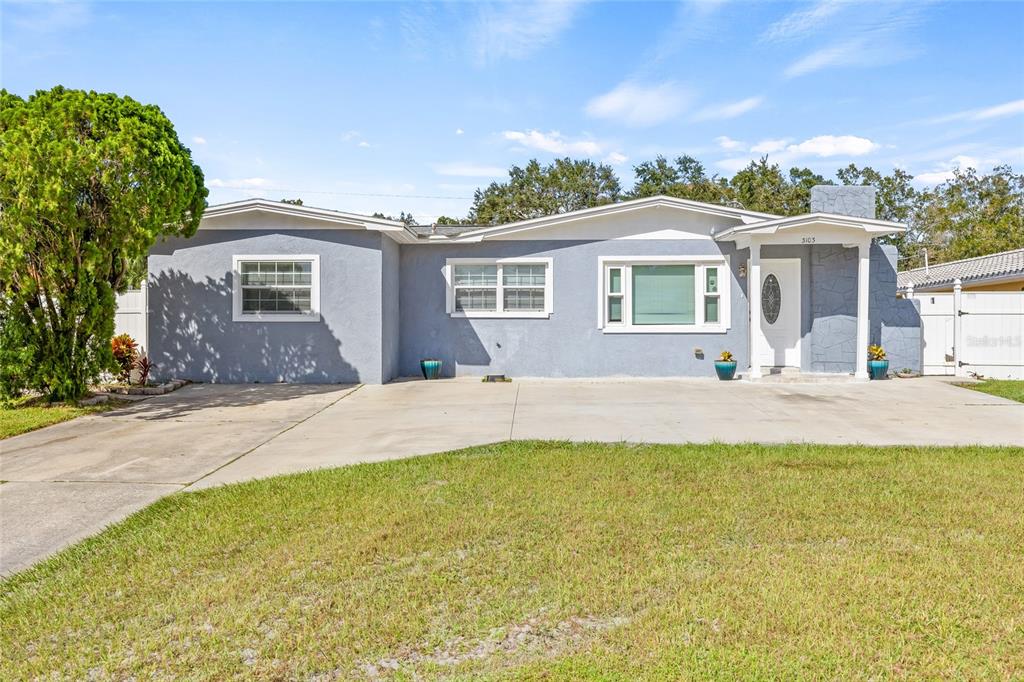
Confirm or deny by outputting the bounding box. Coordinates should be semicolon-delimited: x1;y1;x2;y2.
192;136;207;145
750;138;791;154
974;99;1024;120
786;134;878;157
785;40;866;77
604;152;629;165
502;129;603;156
777;2;924;78
693;96;764;122
472;0;583;65
340;130;361;142
7;0;91;33
358;141;371;148
761;0;844;43
432;162;507;177
207;177;273;189
715;136;745;151
455;128;464;135
585;81;692;127
927;99;1024;124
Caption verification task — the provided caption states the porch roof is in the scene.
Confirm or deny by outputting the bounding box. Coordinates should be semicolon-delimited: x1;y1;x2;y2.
713;212;905;243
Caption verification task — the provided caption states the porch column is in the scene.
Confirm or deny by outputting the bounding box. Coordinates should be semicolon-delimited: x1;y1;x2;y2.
854;240;871;379
748;238;762;380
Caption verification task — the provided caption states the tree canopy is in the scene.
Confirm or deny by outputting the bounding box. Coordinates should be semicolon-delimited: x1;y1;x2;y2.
0;86;207;400
468;158;621;225
442;154;1020;269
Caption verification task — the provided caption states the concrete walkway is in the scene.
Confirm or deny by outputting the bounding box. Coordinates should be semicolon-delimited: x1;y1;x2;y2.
2;378;1022;575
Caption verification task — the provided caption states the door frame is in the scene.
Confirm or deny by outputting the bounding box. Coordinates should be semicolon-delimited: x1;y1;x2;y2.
753;257;802;369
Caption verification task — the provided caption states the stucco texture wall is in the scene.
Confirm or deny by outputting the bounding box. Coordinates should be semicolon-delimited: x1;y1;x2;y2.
398;240;748;379
147;229;388;384
806;243;921;373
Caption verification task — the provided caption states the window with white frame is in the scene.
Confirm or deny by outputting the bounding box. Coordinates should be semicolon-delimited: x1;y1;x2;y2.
599;258;728;332
232;255;320;322
446;258;552;317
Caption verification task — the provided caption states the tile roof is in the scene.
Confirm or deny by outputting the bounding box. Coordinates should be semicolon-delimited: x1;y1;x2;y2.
897;248;1024;290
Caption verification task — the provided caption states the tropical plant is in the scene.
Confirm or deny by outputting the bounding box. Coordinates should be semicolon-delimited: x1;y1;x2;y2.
134;355;154;386
0;86;206;400
110;334;139;383
868;345;887;361
718;350;735;363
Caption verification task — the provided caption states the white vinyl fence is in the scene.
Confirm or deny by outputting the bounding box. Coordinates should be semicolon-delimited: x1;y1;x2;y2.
113;284;147;353
913;281;1023;380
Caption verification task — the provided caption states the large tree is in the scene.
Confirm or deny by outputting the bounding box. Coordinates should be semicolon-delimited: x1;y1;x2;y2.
0;87;207;400
468;158;621;225
837;164;923;259
915;165;1024;264
630;155;732;204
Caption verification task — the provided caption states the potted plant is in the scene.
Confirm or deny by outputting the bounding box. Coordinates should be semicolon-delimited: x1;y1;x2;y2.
420;358;442;380
867;345;889;380
714;350;738;381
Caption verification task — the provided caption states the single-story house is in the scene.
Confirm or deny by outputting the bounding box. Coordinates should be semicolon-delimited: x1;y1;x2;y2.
141;185;922;383
898;248;1024;294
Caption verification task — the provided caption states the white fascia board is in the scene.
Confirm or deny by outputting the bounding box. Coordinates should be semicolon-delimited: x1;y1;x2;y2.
715;212;905;241
455;196;778;241
200;199;406;230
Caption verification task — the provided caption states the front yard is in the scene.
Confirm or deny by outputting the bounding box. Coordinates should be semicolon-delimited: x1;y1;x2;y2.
2;441;1022;679
0;396;117;440
957;378;1024;403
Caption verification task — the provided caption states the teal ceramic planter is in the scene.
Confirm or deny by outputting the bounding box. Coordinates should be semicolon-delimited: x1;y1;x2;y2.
868;359;889;380
714;361;738;381
420;359;442;380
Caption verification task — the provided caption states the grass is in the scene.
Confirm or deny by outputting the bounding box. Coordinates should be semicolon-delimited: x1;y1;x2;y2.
2;441;1022;680
958;379;1024;404
0;395;117;439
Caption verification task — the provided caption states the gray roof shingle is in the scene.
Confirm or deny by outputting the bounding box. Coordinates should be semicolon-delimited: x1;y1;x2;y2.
897;248;1024;290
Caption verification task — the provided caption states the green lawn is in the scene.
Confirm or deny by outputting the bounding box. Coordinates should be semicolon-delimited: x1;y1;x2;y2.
0;396;117;439
958;379;1024;403
2;442;1022;680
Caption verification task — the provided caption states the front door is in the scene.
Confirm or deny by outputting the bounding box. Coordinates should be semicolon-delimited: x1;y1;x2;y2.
759;258;801;368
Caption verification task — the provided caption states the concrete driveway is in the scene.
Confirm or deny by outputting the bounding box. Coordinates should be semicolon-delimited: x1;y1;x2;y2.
2;377;1022;575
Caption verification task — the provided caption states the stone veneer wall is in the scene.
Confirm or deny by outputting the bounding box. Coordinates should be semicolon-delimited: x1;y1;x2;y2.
810;186;877;219
808;243;922;373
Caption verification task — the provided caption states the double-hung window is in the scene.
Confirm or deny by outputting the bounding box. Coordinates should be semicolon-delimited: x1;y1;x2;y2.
446;258;553;318
598;257;728;333
232;255;321;322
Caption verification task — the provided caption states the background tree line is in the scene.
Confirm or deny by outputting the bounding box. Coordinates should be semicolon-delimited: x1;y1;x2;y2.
421;156;1023;269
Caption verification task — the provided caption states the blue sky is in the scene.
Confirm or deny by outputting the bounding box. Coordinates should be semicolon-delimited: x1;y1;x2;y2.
3;0;1023;222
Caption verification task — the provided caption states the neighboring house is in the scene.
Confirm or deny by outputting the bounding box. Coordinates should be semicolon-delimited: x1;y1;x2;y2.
898;248;1024;294
142;185;921;383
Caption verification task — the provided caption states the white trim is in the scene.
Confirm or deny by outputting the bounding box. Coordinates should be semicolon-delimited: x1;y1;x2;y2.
596;256;731;334
198;199;420;244
715;212;905;241
855;241;871;379
231;254;321;323
454;195;778;242
444;257;553;318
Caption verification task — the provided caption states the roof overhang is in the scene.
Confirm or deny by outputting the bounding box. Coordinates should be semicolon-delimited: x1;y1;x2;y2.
445;195;778;243
714;212;905;250
199;198;419;241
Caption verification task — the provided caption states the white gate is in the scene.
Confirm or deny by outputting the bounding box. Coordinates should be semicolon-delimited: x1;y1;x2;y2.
914;284;1024;380
114;284;147;353
918;292;955;375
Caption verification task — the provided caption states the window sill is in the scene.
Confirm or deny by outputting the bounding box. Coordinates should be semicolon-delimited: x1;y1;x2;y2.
600;325;729;334
233;313;321;323
449;311;551;319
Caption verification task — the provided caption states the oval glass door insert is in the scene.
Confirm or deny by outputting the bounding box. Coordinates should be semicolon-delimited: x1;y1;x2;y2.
762;274;781;324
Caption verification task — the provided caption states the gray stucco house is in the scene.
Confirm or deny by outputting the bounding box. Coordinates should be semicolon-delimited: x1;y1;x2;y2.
142;185;921;384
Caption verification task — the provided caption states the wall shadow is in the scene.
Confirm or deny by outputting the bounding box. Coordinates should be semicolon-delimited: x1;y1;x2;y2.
148;269;359;385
